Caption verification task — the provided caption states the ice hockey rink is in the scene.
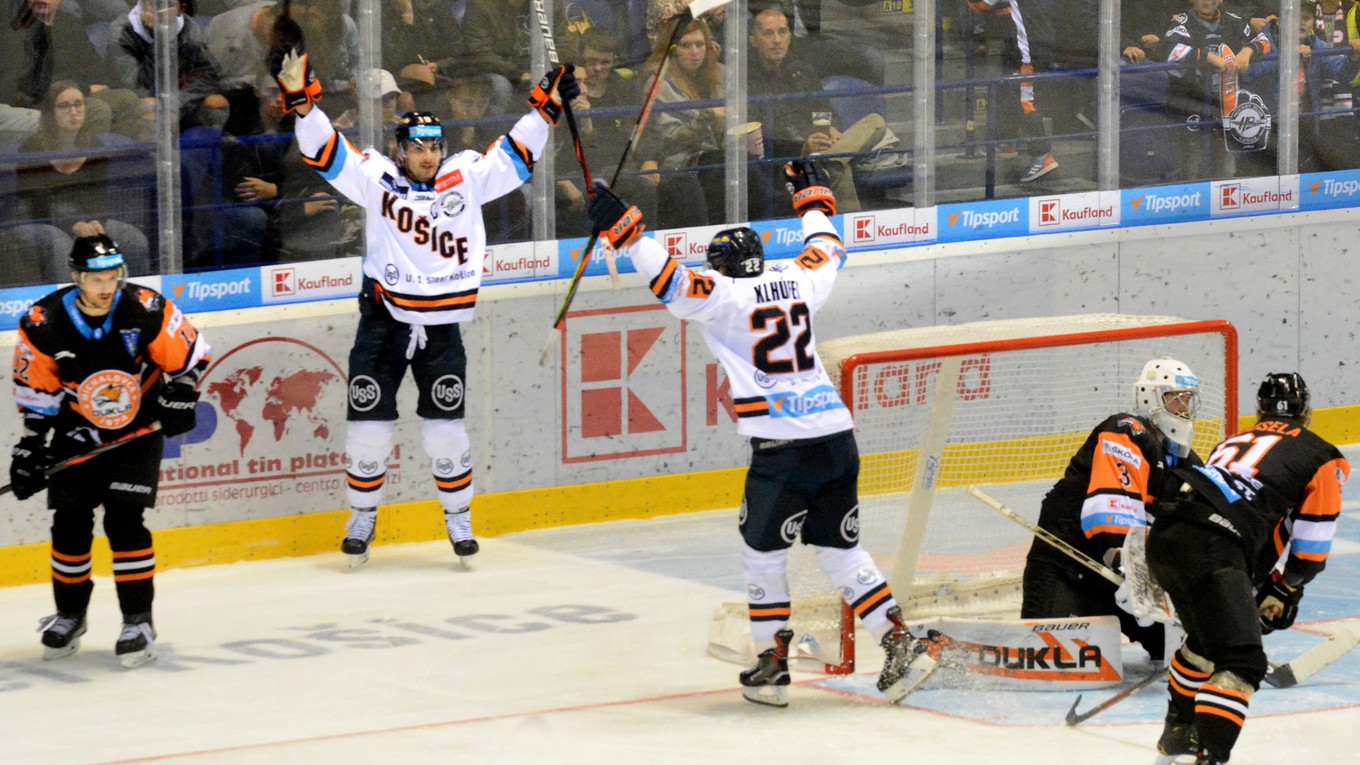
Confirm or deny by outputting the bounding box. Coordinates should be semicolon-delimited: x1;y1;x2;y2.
2;450;1359;765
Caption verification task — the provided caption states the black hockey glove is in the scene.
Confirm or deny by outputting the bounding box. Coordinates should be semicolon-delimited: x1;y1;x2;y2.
1256;571;1303;634
586;182;644;249
784;158;836;217
156;382;200;438
528;64;579;126
9;434;51;500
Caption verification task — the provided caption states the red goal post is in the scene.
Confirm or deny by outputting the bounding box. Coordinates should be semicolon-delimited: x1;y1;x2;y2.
707;314;1238;674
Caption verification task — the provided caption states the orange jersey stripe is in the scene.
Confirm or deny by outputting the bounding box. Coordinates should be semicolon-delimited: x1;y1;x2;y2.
52;571;92;584
348;475;385;490
853;588;892;616
302;131;339;169
1196;704;1246;726
50;549;92;564
386;292;478;310
114;570;156;582
436;474;472;491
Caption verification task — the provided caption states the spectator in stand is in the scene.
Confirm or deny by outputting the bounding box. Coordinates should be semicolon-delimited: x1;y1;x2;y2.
0;103;40;142
381;0;511;116
745;6;883;214
967;0;1060;183
205;0;281;92
437;71;529;243
0;80;153;285
557;27;705;237
462;0;565;95
108;0;227;129
8;0;149;140
1156;0;1272;182
219;79;362;263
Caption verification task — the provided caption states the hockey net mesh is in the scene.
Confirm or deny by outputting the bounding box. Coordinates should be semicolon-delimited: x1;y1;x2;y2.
709;314;1237;672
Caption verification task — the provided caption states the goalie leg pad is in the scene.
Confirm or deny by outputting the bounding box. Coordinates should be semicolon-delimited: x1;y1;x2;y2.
345;420;394;508
743;544;791;648
421;418;473;513
813;544;897;638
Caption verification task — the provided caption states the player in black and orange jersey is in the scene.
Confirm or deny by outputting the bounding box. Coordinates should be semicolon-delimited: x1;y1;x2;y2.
10;234;210;668
1147;373;1348;765
1022;357;1204;663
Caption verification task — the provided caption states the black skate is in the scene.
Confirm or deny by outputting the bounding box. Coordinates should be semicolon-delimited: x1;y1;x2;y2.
740;628;793;707
877;605;939;703
1194;749;1228;765
38;612;88;660
1153;710;1198;765
115;612;157;668
445;508;477;569
342;508;377;569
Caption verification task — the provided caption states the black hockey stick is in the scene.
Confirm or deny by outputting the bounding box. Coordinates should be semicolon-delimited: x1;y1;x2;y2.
539;0;734;367
0;421;164;497
1064;669;1163;727
532;0;595;199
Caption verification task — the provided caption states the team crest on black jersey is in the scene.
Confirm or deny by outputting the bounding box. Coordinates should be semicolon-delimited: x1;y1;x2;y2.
77;370;142;430
120;329;141;357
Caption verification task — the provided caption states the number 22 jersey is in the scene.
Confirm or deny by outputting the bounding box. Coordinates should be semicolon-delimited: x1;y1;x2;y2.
623;211;854;441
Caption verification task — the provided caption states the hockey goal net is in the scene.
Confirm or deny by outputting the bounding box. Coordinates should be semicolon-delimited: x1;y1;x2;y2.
708;314;1238;673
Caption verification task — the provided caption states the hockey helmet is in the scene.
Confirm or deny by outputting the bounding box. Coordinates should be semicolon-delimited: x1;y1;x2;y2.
395;111;444;154
1257;372;1310;422
69;234;127;273
706;227;764;278
1132;357;1200;456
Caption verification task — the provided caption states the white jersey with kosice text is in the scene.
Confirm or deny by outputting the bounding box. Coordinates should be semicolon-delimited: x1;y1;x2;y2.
623;211;854;440
293;106;549;325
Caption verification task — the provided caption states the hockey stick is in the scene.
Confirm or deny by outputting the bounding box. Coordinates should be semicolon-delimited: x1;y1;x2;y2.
530;0;610;283
538;0;734;367
0;421;164;497
1263;626;1360;688
965;486;1176;625
1064;669;1163;727
965;485;1121;585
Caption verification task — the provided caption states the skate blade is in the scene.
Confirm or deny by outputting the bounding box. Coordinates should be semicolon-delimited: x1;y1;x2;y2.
741;684;789;708
346;551;370;570
457;555;474;570
119;646;157;669
883;654;938;704
1152;754;1197;765
42;639;81;661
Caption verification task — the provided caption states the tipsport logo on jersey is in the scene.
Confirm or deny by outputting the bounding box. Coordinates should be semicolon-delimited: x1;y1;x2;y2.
163;268;261;312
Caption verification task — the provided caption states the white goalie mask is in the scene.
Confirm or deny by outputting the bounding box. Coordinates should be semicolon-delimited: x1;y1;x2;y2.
1132;357;1200;457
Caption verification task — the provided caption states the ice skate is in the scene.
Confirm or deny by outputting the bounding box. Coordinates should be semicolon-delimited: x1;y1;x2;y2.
877;605;938;703
342;508;377;569
740;628;793;707
1192;750;1227;765
445;508;478;569
1152;711;1198;765
115;613;157;668
38;612;88;660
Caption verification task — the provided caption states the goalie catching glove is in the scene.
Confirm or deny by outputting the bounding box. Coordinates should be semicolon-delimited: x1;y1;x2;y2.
586;182;644;249
1256;571;1303;634
272;48;322;115
528;64;580;126
784;158;836;217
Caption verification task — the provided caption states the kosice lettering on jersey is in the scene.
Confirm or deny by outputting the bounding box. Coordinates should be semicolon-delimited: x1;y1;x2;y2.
625;211;854;440
295;107;548;325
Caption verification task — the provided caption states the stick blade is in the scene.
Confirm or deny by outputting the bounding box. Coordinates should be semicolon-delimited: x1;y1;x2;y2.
1064;694;1084;727
540;327;562;368
688;0;733;19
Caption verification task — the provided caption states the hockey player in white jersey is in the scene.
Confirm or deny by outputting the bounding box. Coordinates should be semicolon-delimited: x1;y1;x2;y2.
271;49;579;568
585;159;935;706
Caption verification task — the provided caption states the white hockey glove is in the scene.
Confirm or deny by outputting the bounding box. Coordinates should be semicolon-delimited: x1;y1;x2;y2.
1113;576;1155;628
272;48;322;115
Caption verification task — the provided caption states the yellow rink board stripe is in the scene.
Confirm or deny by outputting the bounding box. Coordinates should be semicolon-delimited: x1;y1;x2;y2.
0;405;1355;588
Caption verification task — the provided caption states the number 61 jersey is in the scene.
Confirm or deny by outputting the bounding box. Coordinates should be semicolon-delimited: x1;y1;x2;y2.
625;211;854;440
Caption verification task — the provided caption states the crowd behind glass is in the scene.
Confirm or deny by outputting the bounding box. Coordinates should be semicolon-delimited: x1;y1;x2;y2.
0;0;1349;285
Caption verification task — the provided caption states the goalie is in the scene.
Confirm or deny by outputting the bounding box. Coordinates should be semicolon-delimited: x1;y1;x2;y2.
270;47;579;568
583;159;934;707
1021;358;1204;663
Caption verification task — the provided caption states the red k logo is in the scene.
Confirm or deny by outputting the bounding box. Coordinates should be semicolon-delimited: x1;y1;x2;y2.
562;304;687;463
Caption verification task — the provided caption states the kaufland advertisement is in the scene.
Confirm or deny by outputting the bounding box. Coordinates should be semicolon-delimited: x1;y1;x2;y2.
0;170;1354;331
